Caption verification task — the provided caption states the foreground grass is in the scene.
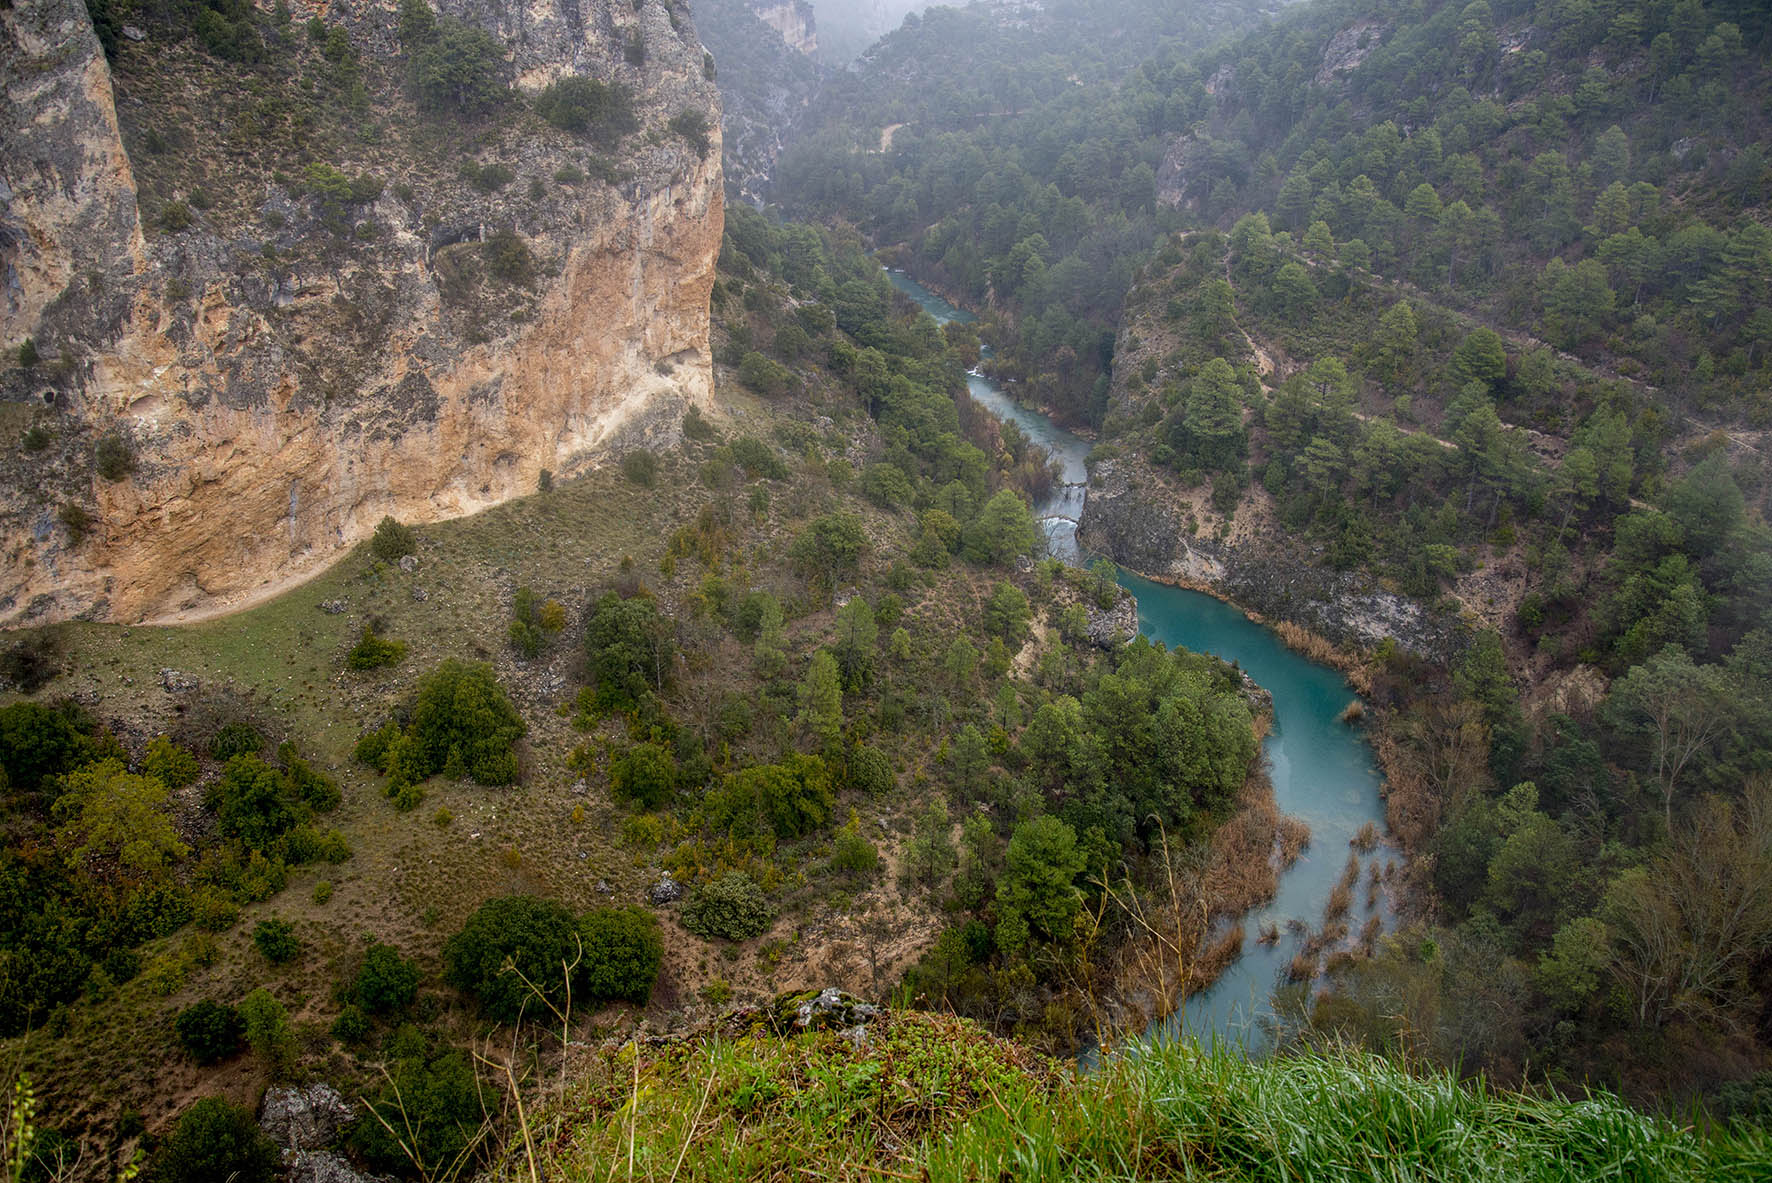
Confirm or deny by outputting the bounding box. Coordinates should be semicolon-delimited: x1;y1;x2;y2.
492;1011;1769;1182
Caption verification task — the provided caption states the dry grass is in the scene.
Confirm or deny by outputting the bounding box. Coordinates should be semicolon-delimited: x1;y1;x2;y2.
1323;854;1361;925
1339;698;1366;724
1277;815;1311;867
1350;821;1380;853
1287;951;1317;982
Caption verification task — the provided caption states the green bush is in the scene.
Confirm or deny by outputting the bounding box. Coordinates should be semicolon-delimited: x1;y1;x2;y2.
94;431;134;481
621;449;660;487
845;744;894;796
727;436;789;480
155;1097;278;1183
584;592;673;710
330;1003;369;1044
207;755;303;852
0;701;90;792
408;15;508;116
346;626;407;670
534;76;636;143
174;1000;244;1065
353;941;421;1013
668;109;712;158
409;660;526;785
484;229;534;285
352;1045;483;1175
370;515;417;562
610;742;677;810
143;736;200;787
737;351;792;396
251;917;300;964
681;872;772;942
239;988;295;1075
209;721;263;762
17;337;39;367
577;906;663;1004
443;895;579;1022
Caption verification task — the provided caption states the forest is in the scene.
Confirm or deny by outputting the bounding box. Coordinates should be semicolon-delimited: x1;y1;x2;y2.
758;0;1772;1116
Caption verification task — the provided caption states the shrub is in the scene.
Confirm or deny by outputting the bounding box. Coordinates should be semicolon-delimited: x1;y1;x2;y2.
158;201;193;232
94;431;134;481
352;1046;483;1175
353;941;420;1013
830;814;879;877
207;754;302;851
577;907;663;1004
174;1000;244;1065
534;76;635;143
330;1003;369;1044
584;592;673;709
209;721;263;761
0;632;62;693
621;448;660;487
443;895;579;1021
370;515;416;562
143;736;200;787
845;744;894;796
727;436;788;480
313;879;334;904
681;872;772;941
17;337;39;367
737;351;792;396
346;626;407;670
239;988;296;1075
409;16;508;116
483;229;534;285
668;109;712;158
252;918;300;964
0;700;90;792
609;742;677;809
984;582;1032;646
155;1097;278;1183
21;422;52;451
408;660;526;785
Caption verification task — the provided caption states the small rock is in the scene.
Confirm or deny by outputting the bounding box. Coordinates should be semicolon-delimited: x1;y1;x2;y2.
159;667;199;693
781;987;882;1032
410;586;427;602
398;554;419;574
596;878;612;894
649;874;683;904
284;1149;393;1183
570;779;589;796
260;1083;353;1152
318;599;348;615
122;25;146;41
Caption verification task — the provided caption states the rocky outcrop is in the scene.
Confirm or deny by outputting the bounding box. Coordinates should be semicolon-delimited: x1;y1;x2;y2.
1079;460;1460;661
1;0;722;625
752;1;817;56
1315;20;1388;86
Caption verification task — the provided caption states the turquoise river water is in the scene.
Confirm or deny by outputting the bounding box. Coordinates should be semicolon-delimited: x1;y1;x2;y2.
887;270;1395;1049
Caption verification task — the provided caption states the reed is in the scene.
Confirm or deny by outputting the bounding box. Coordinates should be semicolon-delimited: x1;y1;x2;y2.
1339;698;1366;725
1349;821;1380;853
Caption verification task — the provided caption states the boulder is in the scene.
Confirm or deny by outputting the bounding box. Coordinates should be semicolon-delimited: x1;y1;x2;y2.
649;874;683;904
260;1083;352;1152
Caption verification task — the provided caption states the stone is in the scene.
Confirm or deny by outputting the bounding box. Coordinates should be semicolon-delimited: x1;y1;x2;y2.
158;667;198;693
410;586;427;602
398;554;418;574
121;25;145;40
776;987;881;1032
260;1083;353;1152
318;600;348;615
649;874;684;904
284;1150;392;1183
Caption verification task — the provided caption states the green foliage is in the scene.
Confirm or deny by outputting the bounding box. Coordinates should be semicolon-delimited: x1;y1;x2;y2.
209;721;263;762
408;660;526;786
93;431;134;481
16;337;39;367
708;754;836;841
994;815;1086;952
207;755;305;852
251;917;300;964
790;514;866;587
353;1042;484;1176
353;941;421;1013
534;76;636;144
577;906;664;1004
406;13;509;116
443;895;580;1022
155;1097;278;1183
622;449;661;487
738;351;794;396
681;872;773;941
239;987;296;1076
0;702;90;793
143;736;200;788
669;109;713;159
963;492;1039;566
52;759;188;880
610;742;679;810
585;592;674;709
174;1000;244;1065
346;625;407;670
371;516;417;563
829;812;878;878
983;582;1032;647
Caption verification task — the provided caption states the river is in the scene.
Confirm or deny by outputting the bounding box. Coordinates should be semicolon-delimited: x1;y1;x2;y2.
887;269;1395;1050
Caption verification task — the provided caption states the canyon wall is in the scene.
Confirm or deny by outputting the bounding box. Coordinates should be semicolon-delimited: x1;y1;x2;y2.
753;1;818;55
0;0;721;625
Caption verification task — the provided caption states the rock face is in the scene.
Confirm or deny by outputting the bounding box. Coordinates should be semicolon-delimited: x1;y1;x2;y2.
0;0;722;625
260;1083;354;1152
1080;460;1460;661
751;1;816;55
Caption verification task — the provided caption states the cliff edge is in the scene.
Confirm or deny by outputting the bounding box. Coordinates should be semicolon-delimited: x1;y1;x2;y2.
0;0;722;625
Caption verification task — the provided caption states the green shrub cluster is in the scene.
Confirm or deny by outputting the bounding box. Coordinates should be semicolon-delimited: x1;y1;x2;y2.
534;75;636;144
346;625;407;670
174;1000;244;1065
370;515;417;563
443;895;663;1020
680;872;773;942
354;661;526;802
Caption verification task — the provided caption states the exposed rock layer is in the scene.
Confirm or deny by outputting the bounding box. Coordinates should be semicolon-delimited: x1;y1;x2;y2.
0;0;722;625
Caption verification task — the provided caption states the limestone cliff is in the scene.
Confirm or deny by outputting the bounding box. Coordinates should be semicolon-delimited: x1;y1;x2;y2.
0;0;722;625
752;1;816;55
